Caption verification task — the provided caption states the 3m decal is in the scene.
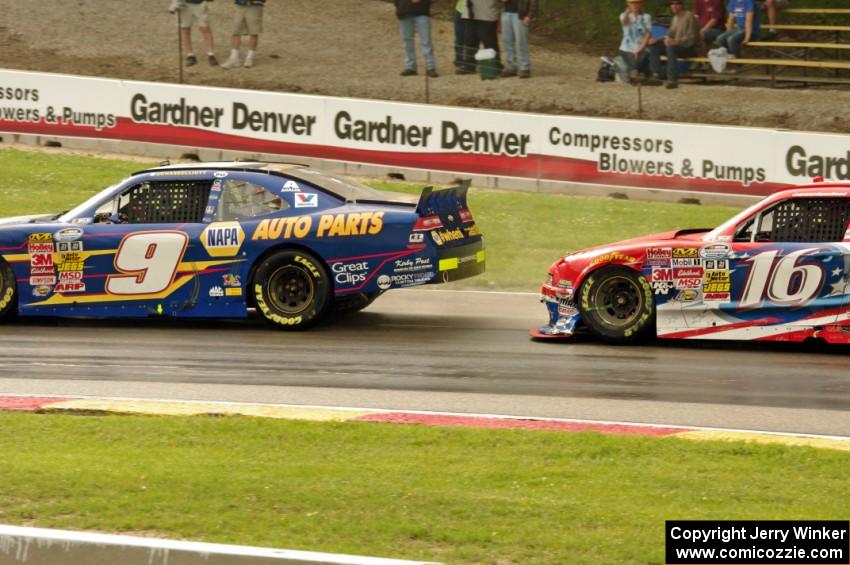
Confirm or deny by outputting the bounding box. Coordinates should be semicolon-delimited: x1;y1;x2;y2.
201;222;245;257
652;268;674;282
106;231;189;296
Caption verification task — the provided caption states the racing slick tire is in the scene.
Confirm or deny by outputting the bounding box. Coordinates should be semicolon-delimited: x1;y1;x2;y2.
333;291;384;315
579;266;654;344
252;250;332;330
0;259;16;321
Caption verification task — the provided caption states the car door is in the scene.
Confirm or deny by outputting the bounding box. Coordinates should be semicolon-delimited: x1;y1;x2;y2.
684;196;850;337
67;177;217;317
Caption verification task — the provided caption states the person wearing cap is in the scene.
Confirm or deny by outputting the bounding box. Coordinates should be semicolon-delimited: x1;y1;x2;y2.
618;0;653;81
648;0;697;88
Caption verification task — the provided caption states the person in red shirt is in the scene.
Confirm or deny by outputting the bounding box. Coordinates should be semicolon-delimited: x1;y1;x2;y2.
692;0;725;51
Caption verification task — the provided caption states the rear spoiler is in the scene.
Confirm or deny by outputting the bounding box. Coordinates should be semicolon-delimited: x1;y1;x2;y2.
416;180;472;217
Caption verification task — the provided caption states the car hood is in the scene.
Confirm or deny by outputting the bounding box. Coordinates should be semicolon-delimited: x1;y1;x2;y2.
561;228;711;260
0;213;58;226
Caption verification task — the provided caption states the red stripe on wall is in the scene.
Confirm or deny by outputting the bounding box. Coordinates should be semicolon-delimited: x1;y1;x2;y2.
0;118;786;196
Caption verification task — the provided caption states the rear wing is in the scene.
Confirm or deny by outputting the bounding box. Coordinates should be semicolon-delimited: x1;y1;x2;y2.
416;180;472;218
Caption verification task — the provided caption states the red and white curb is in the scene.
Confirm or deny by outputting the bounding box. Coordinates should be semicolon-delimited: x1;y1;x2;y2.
0;525;440;565
1;394;848;452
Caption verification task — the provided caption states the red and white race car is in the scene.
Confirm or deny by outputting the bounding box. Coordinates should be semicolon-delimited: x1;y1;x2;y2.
532;182;850;344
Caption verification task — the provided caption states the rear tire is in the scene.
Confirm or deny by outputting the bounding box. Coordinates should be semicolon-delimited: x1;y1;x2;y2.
579;266;654;344
0;259;17;321
252;250;331;330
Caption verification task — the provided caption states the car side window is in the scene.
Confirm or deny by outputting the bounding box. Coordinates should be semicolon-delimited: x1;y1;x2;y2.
216;180;287;221
750;197;850;243
94;180;213;224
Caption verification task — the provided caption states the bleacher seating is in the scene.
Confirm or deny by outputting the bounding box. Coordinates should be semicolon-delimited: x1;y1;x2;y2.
680;3;850;87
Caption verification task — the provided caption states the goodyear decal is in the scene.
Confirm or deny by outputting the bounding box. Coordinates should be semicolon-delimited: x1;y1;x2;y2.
201;222;245;257
590;252;638;266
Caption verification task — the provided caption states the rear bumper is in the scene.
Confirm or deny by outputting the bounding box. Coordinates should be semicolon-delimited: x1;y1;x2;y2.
435;240;486;283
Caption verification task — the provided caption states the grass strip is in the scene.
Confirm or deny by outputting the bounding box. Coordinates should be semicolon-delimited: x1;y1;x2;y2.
0;148;742;290
0;412;847;565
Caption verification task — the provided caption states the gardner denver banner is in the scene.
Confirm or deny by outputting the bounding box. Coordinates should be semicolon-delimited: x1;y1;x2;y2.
1;69;848;197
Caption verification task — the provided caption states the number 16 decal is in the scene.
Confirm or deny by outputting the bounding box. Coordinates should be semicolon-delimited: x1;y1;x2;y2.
106;231;189;296
739;248;824;309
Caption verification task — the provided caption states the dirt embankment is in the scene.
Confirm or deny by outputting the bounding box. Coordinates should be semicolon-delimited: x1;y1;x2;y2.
0;0;847;134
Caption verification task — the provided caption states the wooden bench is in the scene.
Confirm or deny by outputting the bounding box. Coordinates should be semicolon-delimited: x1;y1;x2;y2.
662;56;850;86
784;8;850;15
746;41;850;50
770;24;850;32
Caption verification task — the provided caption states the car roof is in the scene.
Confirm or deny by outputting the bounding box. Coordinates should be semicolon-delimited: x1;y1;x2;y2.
768;182;850;202
134;161;416;205
137;161;306;175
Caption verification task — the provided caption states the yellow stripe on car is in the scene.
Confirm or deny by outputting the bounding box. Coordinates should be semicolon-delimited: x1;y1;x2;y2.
439;258;459;271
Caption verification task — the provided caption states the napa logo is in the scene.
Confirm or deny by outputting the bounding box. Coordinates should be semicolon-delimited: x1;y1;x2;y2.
201;222;245;257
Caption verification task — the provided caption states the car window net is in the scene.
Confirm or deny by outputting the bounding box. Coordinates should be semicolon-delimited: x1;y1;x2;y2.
765;197;850;243
121;180;212;224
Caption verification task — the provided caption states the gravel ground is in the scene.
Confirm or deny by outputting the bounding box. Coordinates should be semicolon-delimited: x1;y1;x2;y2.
0;0;847;133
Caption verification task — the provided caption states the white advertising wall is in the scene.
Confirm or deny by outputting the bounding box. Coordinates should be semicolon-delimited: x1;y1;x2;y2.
1;69;848;197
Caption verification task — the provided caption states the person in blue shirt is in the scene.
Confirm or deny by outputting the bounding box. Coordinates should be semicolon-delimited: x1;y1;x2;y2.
716;0;760;57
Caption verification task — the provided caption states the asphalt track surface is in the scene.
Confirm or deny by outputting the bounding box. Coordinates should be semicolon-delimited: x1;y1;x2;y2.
1;289;849;436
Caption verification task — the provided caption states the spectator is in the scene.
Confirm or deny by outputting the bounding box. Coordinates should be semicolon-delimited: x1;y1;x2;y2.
500;0;538;79
394;0;437;78
169;0;218;66
692;0;725;51
717;0;760;58
759;0;789;37
454;0;465;69
458;0;502;75
618;0;653;81
649;0;697;88
221;0;265;69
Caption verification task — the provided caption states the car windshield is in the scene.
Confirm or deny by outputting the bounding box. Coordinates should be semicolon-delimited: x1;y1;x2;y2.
703;199;763;241
58;181;126;223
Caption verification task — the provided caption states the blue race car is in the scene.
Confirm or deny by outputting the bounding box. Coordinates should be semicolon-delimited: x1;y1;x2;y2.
0;162;485;328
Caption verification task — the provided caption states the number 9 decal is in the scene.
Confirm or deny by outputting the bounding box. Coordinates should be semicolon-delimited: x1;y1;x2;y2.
106;231;189;295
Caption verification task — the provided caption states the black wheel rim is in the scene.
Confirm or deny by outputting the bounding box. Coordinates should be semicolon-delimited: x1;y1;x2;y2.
592;275;642;328
267;265;315;315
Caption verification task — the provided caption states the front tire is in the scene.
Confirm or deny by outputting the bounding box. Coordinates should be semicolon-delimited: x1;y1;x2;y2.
579;266;654;344
252;250;331;330
0;259;17;321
